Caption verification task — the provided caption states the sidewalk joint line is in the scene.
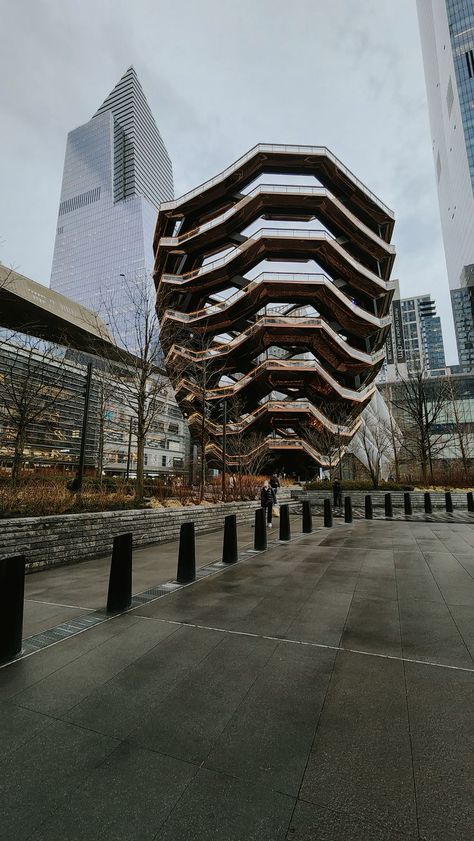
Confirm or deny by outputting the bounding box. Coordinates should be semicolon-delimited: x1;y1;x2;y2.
138;615;474;674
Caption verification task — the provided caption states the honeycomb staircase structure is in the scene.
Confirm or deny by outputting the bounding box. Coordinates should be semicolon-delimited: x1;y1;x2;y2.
153;144;395;472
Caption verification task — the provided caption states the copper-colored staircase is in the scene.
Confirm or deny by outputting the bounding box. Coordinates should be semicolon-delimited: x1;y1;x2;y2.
153;144;395;470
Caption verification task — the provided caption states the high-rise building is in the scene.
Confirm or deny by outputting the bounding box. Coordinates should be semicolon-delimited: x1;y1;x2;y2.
50;66;173;346
380;280;446;381
417;1;474;367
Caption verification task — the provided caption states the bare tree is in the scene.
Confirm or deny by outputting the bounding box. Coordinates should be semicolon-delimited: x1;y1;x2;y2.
303;422;338;476
445;376;474;480
0;334;73;482
91;365;119;484
356;417;393;488
384;388;403;483
166;328;228;502
390;369;450;483
103;275;168;506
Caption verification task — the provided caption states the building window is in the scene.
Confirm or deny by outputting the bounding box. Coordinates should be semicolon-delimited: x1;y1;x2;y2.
161;456;167;467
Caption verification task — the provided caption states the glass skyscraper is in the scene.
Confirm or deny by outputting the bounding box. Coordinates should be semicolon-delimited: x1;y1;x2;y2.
50;66;173;347
417;1;474;368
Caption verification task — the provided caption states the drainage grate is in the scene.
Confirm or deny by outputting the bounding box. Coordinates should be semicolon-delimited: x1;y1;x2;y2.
22;612;105;655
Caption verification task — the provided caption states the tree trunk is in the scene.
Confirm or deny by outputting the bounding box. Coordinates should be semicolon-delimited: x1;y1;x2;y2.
11;427;27;484
96;410;105;486
135;426;145;506
199;388;206;503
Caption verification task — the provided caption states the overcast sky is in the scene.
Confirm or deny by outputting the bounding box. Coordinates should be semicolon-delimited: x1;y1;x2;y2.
0;0;458;362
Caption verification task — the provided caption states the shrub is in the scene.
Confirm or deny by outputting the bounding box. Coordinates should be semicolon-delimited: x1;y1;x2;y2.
304;480;414;491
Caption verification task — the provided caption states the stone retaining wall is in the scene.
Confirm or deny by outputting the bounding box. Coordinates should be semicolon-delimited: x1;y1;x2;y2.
291;489;473;511
0;501;268;573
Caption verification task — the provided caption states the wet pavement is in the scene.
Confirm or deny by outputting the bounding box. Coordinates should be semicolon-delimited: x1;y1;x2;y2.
1;517;474;840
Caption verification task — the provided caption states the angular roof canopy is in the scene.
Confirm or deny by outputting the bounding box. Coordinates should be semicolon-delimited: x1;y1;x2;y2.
0;266;136;364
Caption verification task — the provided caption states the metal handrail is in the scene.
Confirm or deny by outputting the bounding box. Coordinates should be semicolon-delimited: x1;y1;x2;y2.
161;228;390;286
158;143;394;217
157;183;396;252
162;271;393;329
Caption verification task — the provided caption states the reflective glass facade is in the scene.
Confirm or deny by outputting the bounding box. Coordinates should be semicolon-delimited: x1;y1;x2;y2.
417;1;474;368
50;67;173;348
446;0;474;187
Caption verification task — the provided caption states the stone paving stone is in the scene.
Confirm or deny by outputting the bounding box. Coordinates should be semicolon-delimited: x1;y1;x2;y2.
421;554;474;606
11;614;178;716
205;642;336;796
405;661;474;841
0;614;141;701
287;800;414;840
394;556;444;605
341;594;402;657
158;766;295;841
26;743;197;841
0;699;53;758
300;651;418;839
2;518;474;841
130;632;277;764
286;590;353;646
398;598;474;667
354;569;398;602
63;625;221;739
311;568;360;597
448;603;474;658
22;600;88;637
0;718;119;841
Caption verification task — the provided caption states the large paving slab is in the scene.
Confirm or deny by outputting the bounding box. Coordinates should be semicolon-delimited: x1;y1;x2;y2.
1;518;473;840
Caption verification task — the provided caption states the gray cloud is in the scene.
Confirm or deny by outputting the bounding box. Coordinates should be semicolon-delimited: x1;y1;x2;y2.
0;0;457;361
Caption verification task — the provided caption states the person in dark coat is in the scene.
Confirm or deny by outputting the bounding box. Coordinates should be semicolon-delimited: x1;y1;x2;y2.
67;473;82;493
332;478;342;508
260;481;276;527
269;474;280;499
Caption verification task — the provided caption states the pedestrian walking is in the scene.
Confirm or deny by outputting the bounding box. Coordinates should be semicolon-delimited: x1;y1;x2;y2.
261;480;276;528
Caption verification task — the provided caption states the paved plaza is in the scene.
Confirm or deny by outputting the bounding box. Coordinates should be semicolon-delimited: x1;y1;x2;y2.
1;517;474;840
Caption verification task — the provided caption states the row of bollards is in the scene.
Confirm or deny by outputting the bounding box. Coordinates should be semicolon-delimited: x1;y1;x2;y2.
318;489;472;526
2;487;470;665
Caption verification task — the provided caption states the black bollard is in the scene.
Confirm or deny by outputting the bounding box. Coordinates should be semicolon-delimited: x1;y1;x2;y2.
467;491;474;513
222;514;238;564
384;492;393;518
404;492;412;516
365;495;373;519
445;491;453;513
254;508;267;551
323;498;333;527
0;555;26;664
424;492;432;514
302;500;312;533
177;522;196;584
107;533;133;612
279;504;291;541
344;496;352;524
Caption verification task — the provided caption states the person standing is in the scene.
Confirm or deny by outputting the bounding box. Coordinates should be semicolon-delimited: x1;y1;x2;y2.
269;474;280;499
261;480;276;528
332;478;342;508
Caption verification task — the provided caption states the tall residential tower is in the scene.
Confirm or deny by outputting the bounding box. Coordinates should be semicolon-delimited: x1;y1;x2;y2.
417;0;474;368
50;66;173;347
